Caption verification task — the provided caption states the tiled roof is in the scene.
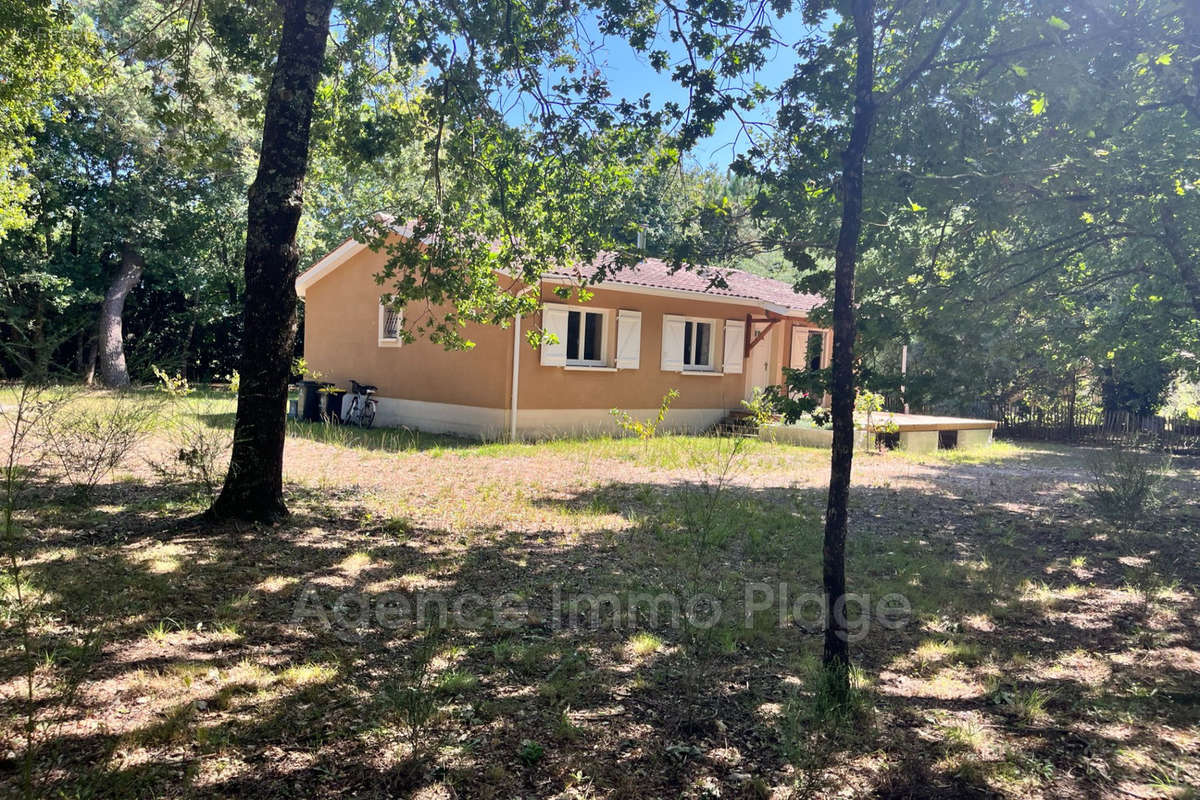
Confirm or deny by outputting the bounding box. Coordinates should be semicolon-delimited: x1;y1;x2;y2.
298;225;825;316
545;252;824;316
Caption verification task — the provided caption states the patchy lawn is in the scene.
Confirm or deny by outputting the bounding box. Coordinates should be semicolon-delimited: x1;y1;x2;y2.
2;390;1198;799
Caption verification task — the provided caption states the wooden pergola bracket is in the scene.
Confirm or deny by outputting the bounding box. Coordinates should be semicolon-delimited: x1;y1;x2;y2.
743;310;785;357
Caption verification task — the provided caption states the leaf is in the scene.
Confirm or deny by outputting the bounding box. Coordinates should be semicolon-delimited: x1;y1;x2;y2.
1029;92;1047;116
1080;211;1095;224
1155;53;1171;66
1047;16;1070;31
1010;64;1028;77
908;198;926;212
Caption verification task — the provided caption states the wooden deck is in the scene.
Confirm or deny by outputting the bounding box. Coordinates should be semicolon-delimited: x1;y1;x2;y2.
861;413;998;433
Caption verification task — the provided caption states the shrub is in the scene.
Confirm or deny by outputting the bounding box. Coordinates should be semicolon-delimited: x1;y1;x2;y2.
151;364;193;397
46;394;157;500
610;388;679;439
1084;444;1170;524
740;387;777;427
149;407;232;500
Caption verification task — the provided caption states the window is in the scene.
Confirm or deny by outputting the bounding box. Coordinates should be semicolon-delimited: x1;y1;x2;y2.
805;331;824;371
379;301;402;347
683;319;715;370
661;315;722;373
566;309;606;365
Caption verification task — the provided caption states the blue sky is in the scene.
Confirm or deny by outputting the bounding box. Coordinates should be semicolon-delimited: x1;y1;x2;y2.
503;9;818;170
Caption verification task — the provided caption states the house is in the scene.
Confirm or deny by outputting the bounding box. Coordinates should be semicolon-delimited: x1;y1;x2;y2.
295;234;832;439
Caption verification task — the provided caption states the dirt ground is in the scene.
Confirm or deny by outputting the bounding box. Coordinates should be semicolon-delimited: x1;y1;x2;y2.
2;393;1198;799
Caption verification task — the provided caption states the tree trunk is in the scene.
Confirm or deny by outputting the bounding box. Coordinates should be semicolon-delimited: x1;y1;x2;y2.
97;244;143;388
207;0;334;523
1160;202;1200;320
82;337;97;385
822;0;877;690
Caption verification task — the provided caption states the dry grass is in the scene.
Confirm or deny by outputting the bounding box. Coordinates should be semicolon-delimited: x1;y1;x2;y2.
0;389;1197;799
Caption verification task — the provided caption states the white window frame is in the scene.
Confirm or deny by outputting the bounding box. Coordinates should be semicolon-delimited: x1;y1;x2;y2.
564;307;611;368
681;316;718;372
378;301;403;347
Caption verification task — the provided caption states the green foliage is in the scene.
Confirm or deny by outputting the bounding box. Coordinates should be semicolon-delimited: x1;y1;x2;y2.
610;389;679;439
0;1;253;382
856;390;898;440
380;626;443;751
517;739;545;766
765;368;829;427
1084;445;1171;526
45;393;157;500
149;402;232;501
740;387;776;427
151;365;193;398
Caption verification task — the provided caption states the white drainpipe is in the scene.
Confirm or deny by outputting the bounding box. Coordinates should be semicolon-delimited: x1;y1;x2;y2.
510;312;521;441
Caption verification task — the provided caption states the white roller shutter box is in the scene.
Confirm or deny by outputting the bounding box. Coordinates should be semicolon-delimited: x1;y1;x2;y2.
723;319;745;374
615;310;642;369
540;303;569;366
661;314;685;372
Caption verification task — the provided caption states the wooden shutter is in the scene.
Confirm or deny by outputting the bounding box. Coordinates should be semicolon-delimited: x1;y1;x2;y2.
660;314;685;372
540;303;569;366
723;319;745;374
615;310;641;369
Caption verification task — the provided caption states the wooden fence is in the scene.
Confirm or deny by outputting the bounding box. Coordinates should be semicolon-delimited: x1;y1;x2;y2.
985;404;1200;451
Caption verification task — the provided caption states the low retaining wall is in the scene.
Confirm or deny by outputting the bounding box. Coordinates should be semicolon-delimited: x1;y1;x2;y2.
759;424;871;450
761;422;994;452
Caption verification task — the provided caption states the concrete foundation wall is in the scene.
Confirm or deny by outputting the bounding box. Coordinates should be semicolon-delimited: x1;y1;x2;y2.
899;430;939;453
759;424;870;450
958;428;994;448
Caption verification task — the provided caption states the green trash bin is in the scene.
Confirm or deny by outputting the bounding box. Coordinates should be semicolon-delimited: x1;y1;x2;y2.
298;380;323;422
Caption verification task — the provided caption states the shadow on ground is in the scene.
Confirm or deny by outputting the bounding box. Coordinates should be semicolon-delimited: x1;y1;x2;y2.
2;444;1198;799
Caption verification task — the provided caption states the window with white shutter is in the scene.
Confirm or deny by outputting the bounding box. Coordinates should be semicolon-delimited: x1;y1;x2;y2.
540;303;569;366
723;320;744;374
615;310;641;369
661;315;685;371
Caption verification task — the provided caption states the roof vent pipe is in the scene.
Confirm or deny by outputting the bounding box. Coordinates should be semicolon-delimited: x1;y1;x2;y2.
636;228;646;251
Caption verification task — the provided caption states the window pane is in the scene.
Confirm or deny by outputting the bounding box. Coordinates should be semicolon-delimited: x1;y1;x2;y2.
383;308;400;339
695;322;710;366
566;310;580;361
683;321;694;365
583;312;602;361
807;332;823;371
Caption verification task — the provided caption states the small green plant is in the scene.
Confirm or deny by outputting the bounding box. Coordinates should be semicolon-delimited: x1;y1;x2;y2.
856;389;898;448
225;370;240;394
518;738;545;766
149;402;232;500
151;364;194;397
291;357;323;382
780;661;874;795
380;625;443;751
1084;443;1170;524
740;386;776;427
765;367;830;426
610;388;679;439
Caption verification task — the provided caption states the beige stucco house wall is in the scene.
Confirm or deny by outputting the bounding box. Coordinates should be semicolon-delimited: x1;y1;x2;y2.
298;235;831;439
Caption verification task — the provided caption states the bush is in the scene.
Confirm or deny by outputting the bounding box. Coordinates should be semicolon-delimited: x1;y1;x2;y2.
610;388;679;439
46;394;158;500
1084;444;1170;524
149;408;232;500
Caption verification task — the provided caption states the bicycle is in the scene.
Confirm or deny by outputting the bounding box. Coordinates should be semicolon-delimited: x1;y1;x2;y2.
342;380;378;428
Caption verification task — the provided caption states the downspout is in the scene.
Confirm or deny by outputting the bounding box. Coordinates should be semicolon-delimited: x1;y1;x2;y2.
510;312;521;441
